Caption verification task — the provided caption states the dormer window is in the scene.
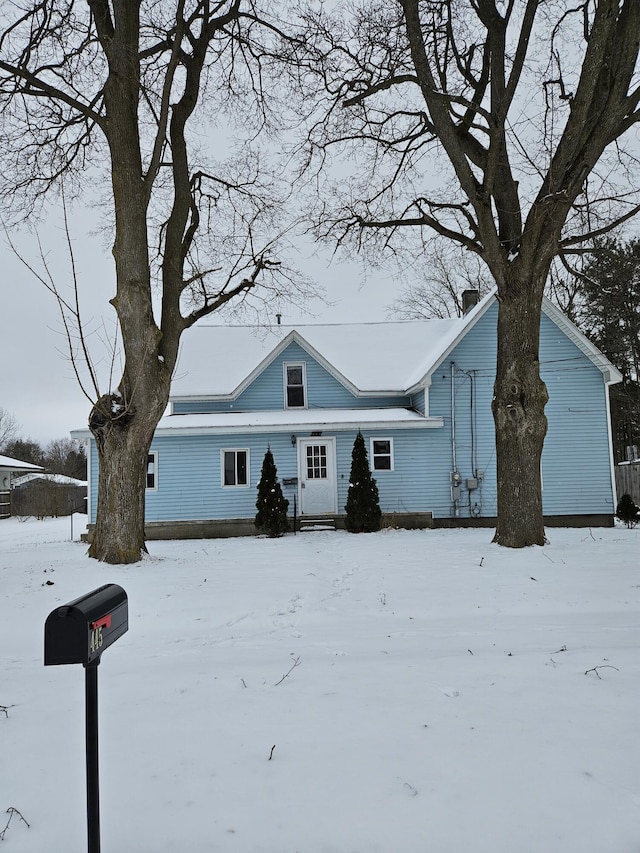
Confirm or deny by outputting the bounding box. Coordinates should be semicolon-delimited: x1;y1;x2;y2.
284;362;306;408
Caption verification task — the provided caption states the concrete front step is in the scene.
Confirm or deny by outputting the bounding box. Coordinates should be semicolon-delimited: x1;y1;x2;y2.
297;516;337;532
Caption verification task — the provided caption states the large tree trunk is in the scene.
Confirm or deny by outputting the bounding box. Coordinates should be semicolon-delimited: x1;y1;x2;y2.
87;369;172;563
492;286;549;547
88;404;154;563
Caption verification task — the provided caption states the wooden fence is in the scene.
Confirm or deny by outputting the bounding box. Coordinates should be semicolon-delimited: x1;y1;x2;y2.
615;462;640;505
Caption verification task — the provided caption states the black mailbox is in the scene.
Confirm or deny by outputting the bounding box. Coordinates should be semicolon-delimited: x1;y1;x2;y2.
45;583;128;667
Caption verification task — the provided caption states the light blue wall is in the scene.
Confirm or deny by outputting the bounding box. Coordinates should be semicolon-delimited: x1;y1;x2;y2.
428;305;499;518
427;303;615;518
146;428;442;520
87;427;441;524
539;313;614;515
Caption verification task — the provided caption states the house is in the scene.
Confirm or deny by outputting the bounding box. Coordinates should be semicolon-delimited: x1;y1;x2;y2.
0;454;44;519
73;290;622;540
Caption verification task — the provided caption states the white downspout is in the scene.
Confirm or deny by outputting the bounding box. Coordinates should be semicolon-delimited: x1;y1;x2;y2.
604;373;620;513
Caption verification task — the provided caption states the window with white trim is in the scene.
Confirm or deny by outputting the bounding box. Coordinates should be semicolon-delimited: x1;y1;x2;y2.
146;451;158;490
284;362;306;408
222;449;249;487
370;438;394;471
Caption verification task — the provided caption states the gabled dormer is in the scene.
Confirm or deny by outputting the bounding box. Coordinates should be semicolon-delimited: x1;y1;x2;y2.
170;327;416;415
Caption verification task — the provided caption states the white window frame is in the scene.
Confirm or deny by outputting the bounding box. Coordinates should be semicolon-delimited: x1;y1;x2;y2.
221;448;250;488
370;437;394;472
283;361;307;409
146;451;158;491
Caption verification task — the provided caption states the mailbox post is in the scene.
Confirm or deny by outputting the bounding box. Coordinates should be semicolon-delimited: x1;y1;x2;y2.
45;584;128;853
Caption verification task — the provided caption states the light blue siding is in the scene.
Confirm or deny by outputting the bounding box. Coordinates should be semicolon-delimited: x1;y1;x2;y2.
145;428;441;521
539;313;614;514
428;305;499;518
145;433;296;521
87;428;440;524
427;303;615;518
336;429;439;515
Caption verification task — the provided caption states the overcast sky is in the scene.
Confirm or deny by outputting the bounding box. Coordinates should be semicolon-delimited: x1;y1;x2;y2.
2;205;397;448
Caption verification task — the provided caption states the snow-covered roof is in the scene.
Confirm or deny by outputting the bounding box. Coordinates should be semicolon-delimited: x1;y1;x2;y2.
169;289;622;401
152;408;443;436
170;317;460;399
11;473;87;488
0;454;44;472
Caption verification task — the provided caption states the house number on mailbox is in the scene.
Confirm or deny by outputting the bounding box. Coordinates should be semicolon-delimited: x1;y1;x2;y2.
89;628;104;654
88;614;112;655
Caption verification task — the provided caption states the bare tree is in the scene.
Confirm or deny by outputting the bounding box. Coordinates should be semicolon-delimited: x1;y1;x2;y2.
0;408;19;451
0;2;310;562
292;0;640;546
388;246;492;319
1;438;43;467
44;438;87;479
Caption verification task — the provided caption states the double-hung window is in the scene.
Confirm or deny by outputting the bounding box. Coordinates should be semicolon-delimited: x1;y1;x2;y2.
370;438;394;472
222;449;249;487
146;451;158;490
284;363;306;408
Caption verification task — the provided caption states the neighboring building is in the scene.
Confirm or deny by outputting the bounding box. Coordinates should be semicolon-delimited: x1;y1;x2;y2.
73;290;622;540
0;454;44;519
11;473;87;518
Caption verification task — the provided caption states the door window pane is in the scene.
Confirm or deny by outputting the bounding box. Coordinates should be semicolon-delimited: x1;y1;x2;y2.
306;445;327;479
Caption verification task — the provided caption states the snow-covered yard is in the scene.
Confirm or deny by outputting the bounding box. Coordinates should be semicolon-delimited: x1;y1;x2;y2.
2;516;639;852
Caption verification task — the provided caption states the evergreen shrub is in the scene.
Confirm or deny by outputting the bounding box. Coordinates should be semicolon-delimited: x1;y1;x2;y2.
616;493;640;528
345;431;381;533
255;448;289;537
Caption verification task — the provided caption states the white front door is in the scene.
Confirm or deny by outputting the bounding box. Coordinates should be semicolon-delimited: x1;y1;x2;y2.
299;438;337;515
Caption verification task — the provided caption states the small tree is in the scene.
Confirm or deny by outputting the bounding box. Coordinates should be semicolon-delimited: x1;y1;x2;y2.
44;438;87;479
345;432;381;533
0;408;18;451
616;494;640;529
255;448;289;538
